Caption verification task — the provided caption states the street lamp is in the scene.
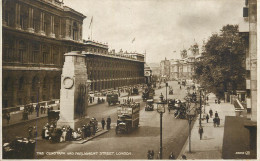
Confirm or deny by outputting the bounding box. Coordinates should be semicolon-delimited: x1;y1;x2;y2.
187;109;195;153
165;82;168;102
156;93;166;159
199;87;204;126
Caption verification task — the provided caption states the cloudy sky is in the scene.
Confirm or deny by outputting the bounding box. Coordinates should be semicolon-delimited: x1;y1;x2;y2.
64;0;245;63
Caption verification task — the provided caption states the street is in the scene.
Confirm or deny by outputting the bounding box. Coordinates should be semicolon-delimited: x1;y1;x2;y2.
32;81;192;159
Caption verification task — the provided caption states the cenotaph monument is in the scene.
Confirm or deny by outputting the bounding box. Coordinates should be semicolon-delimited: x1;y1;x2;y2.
57;51;89;129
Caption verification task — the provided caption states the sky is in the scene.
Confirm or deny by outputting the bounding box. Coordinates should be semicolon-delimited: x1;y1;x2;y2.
64;0;245;64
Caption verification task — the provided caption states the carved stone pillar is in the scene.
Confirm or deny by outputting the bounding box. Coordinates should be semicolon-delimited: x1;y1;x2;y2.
2;1;6;26
49;15;55;38
59;18;62;38
39;12;45;35
15;3;21;29
27;7;34;33
65;19;72;40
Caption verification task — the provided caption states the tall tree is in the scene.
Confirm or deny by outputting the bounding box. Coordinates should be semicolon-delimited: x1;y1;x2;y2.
194;25;246;99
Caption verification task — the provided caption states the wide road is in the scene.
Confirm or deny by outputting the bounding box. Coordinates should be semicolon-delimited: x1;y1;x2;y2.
35;81;192;159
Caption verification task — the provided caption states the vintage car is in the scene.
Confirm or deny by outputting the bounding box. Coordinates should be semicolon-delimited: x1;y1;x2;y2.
131;87;139;95
168;99;176;110
145;99;154;111
142;88;154;101
106;94;120;106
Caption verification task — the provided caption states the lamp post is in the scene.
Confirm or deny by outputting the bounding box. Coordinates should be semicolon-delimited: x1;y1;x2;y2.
187;109;195;153
165;82;168;102
156;93;166;159
199;87;204;126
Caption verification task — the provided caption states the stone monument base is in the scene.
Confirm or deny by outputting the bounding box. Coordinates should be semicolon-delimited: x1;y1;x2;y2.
57;116;90;130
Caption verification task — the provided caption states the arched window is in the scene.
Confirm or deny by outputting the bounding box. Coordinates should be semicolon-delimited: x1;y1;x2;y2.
19;77;24;90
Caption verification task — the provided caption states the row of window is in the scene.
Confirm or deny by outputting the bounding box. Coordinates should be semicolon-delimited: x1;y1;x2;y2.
3;76;60;92
88;70;143;80
4;4;82;40
3;40;62;65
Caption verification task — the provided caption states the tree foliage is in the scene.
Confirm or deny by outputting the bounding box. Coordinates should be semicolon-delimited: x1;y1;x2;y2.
194;25;246;99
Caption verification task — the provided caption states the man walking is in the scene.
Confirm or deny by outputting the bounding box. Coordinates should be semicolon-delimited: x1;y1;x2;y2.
36;104;40;117
101;118;106;130
169;152;175;159
206;114;209;123
6;112;11;124
107;116;111;130
209;109;213;118
215;111;218;118
198;126;203;140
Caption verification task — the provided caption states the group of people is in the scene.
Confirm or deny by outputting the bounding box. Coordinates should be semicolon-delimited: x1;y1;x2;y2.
205;109;220;127
22;104;54;120
147;150;176;160
147;150;155;159
215;99;221;104
101;116;111;130
40;117;104;143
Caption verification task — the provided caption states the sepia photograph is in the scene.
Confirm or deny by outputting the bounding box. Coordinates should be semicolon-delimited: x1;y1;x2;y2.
1;0;258;160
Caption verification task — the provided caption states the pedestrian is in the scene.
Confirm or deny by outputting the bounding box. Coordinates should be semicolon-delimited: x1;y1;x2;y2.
28;126;32;139
217;117;220;127
101;118;106;130
180;85;182;89
218;99;221;104
6;112;10;124
107;116;111;130
198;126;203;140
206;114;209;123
147;150;152;159
169;152;175;159
151;150;154;159
209;109;213;118
40;106;43;114
181;155;187;160
215;99;217;104
168;107;171;113
156;152;160;159
36;104;40;117
41;127;46;139
206;96;209;101
81;126;86;140
215;111;218;118
33;126;38;138
90;97;92;103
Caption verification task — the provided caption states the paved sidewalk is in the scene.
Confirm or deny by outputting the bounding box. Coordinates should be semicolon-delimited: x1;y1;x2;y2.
2;99;100;127
178;93;235;159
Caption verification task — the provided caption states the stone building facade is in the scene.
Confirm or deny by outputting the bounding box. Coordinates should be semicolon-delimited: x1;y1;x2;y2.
169;47;198;81
159;58;170;81
2;0;144;110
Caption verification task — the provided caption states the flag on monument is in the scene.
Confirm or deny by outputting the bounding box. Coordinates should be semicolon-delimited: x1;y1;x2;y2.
132;38;135;43
89;16;93;29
